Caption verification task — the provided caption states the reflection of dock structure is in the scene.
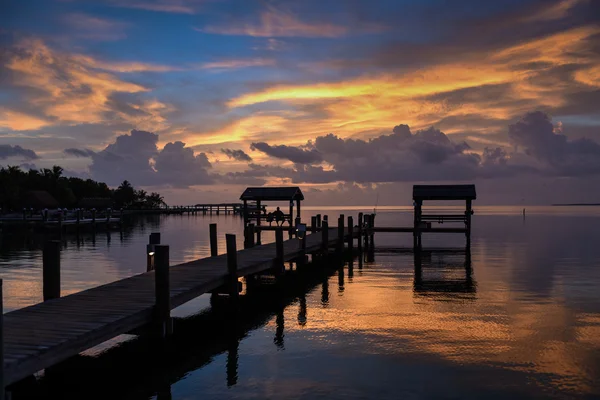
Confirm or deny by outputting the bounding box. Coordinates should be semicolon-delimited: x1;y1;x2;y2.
413;249;475;299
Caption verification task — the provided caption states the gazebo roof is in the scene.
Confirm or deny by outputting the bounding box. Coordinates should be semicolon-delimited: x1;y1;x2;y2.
413;185;476;201
240;187;304;201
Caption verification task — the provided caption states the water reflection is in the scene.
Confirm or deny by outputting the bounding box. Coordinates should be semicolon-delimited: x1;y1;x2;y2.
413;248;476;300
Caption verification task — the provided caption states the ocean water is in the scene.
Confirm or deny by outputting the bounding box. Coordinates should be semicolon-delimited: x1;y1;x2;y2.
2;206;600;399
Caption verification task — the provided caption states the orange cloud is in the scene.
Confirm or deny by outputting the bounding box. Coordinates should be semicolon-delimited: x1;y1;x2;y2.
218;25;599;147
0;108;50;131
4;39;172;131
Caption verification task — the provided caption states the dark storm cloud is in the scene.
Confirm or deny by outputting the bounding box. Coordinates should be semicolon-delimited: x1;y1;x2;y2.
237;111;599;184
508;111;600;176
250;142;323;164
220;148;252;162
0;144;39;160
64;148;96;158
88;130;214;187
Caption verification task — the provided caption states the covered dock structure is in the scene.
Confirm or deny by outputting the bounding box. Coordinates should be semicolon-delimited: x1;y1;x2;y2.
240;187;304;244
412;184;476;249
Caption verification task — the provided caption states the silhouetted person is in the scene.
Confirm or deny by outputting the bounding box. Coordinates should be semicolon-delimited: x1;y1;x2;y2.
273;207;285;226
266;212;274;226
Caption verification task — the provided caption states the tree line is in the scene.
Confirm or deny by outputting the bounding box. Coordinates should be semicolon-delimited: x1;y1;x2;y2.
0;165;166;211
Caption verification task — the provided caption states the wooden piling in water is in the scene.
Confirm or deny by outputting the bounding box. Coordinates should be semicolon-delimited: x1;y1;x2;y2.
275;229;284;272
154;244;172;338
0;279;4;400
364;214;370;251
316;214;321;228
225;234;239;301
358;213;363;252
210;223;218;257
321;220;329;253
347;216;353;254
43;240;61;301
244;224;255;249
337;215;344;254
311;216;317;233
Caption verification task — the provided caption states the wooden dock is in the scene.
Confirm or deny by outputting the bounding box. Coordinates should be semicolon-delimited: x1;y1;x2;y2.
1;226;348;389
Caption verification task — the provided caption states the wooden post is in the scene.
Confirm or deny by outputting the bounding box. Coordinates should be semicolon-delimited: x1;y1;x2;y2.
275;228;284;273
246;224;255;248
210;223;218;256
316;214;321;228
413;200;422;250
368;214;375;261
43;240;61;301
0;279;3;400
323;215;328;223
466;199;472;249
347;216;353;254
364;214;370;251
294;217;301;238
337;215;344;254
147;233;160;272
256;200;262;245
226;234;239;301
296;199;301;219
154;245;172;337
311;216;317;233
357;213;363;252
321;220;329;253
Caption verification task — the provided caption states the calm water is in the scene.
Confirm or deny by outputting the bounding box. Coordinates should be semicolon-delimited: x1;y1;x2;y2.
3;206;600;399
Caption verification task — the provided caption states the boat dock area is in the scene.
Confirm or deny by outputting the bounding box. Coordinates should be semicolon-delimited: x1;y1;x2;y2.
0;219;359;393
0;184;477;398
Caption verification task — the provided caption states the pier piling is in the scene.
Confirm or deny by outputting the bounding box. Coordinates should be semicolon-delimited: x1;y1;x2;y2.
1;279;4;400
337;215;345;254
210;223;218;257
43;240;61;301
147;233;160;272
225;234;239;301
154;245;172;338
347;216;354;254
275;229;284;273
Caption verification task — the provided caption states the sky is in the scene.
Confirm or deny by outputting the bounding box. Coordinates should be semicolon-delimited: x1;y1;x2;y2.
1;0;599;205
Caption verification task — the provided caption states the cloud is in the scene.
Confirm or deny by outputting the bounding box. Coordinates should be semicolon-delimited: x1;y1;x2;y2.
87;129;213;187
250;142;323;164
0;145;39;160
508;111;600;175
108;0;200;14
1;39;173;132
63;12;128;41
202;6;349;38
64;148;96;158
221;148;252;162
196;58;275;70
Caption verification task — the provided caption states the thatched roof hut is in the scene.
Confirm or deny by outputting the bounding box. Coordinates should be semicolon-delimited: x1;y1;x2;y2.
22;191;59;209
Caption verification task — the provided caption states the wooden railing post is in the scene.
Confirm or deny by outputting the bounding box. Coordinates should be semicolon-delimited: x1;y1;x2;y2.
364;214;370;251
275;229;284;272
311;216;317;233
321;220;329;253
43;240;61;301
357;213;363;252
210;223;218;256
316;214;321;228
154;245;172;338
147;232;160;272
0;279;4;400
347;216;353;254
337;214;344;254
226;234;239;301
